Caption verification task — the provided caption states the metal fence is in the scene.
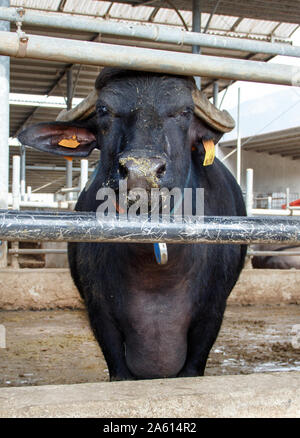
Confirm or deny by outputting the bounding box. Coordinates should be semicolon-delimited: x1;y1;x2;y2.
0;2;300;268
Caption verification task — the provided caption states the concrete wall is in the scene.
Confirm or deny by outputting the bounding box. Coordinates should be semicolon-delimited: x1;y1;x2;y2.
0;372;299;417
220;148;300;195
0;268;299;310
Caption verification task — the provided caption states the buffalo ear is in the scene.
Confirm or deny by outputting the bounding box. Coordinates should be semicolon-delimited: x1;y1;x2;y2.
18;122;97;158
189;116;224;166
189;116;224;146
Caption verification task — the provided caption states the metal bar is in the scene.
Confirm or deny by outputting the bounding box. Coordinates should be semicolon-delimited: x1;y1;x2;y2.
66;69;73;202
1;7;300;59
60;187;80;193
13;201;72;209
0;31;299;86
213;81;219;158
236;88;241;185
80;159;89;192
0;0;9;268
192;0;201;90
252;208;300;216
0;210;300;245
248;250;300;257
12;155;20;210
20;145;26;201
10;165;95;172
9;248;67;254
11;154;20;268
246;168;253;215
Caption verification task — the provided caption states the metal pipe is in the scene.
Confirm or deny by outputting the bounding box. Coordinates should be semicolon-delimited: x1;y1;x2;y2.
213;81;219;158
9;165;95;172
15;201;72;209
246;168;253;215
248;250;300;257
27;186;31;201
192;0;201;89
20;145;26;201
236;88;241;185
60;187;80;193
252;208;300;216
0;210;299;245
11;154;20;268
0;0;9;268
267;196;272;209
80;159;89;192
66;69;73;202
1;7;300;59
12;155;20;210
0;31;299;86
8;248;67;254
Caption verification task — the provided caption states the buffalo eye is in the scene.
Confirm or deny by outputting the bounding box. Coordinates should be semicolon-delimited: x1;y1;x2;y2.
168;107;193;119
97;105;109;117
180;108;193;118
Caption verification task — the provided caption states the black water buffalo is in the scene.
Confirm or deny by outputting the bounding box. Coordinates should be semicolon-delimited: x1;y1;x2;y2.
251;244;300;269
19;68;246;380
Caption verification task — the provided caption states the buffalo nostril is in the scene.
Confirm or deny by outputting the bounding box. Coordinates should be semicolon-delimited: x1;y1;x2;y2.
119;162;128;179
156;163;166;178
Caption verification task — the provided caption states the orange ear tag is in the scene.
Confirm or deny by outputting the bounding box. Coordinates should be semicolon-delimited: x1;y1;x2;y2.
202;139;215;166
58;135;80;149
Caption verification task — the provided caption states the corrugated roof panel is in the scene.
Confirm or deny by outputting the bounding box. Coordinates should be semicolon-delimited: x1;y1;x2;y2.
206;14;240;32
272;22;299;37
109;3;154;21
11;0;61;11
63;0;111;16
153;8;189;27
235;18;279;36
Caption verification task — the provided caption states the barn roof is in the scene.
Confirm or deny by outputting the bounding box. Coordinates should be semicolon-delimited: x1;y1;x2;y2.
219;126;300;160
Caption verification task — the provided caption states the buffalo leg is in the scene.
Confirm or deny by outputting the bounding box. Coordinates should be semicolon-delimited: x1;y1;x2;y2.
178;305;226;377
86;301;134;381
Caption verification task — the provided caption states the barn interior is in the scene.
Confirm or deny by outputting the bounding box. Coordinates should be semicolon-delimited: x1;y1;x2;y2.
0;0;299;418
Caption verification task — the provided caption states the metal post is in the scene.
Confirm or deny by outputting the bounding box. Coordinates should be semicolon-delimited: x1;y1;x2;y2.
286;187;290;214
20;144;26;201
213;81;219;158
0;0;9;268
267;196;272;209
11;155;20;268
27;186;32;201
236;87;241;185
246;168;253;216
192;0;201;90
80;159;89;192
12;155;20;210
66;68;73;202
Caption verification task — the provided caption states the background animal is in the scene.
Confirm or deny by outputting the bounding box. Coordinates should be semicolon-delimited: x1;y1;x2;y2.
251;244;300;269
19;68;247;381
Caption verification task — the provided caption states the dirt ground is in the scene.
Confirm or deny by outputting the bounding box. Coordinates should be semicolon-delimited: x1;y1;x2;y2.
0;305;299;387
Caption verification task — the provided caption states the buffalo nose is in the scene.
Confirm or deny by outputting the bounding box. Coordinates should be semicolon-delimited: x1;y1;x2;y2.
119;156;166;188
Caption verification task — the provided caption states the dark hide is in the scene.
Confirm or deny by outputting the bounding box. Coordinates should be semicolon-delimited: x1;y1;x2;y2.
18;69;247;380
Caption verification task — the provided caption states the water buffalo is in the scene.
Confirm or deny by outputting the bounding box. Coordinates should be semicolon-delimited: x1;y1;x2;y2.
18;68;247;380
251;244;300;269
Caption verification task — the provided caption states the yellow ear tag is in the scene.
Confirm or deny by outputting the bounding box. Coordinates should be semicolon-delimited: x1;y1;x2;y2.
203;139;215;166
58;135;80;149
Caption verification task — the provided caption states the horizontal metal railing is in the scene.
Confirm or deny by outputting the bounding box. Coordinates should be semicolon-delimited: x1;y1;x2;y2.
1;210;300;245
